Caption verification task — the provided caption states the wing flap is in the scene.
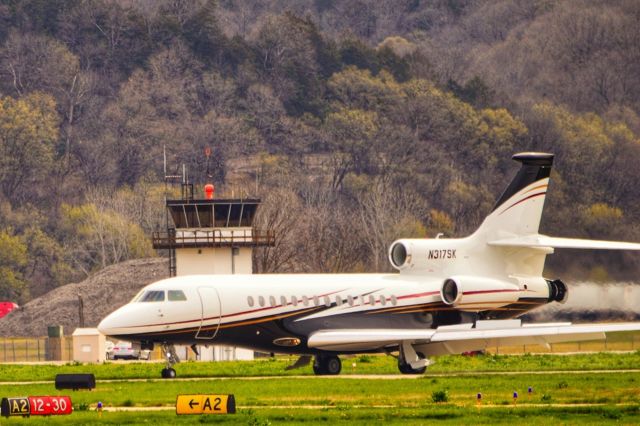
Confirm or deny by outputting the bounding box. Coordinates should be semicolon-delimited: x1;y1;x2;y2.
489;234;640;250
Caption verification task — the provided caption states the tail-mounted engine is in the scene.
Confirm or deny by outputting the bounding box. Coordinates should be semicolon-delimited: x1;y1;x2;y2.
546;279;568;303
440;276;521;310
389;239;459;272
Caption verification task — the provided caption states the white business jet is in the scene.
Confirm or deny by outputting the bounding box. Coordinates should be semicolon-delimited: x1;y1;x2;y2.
99;153;640;378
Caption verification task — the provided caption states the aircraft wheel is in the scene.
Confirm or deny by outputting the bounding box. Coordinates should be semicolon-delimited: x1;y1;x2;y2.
397;359;426;375
313;355;341;375
161;368;176;379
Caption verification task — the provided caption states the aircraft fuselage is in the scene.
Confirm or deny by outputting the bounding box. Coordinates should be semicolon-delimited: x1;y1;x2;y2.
99;272;550;354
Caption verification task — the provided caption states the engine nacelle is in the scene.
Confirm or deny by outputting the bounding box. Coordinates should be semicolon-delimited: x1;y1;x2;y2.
389;239;459;272
389;240;411;270
440;276;521;310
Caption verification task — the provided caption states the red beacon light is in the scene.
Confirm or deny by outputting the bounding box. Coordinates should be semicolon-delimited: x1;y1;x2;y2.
204;183;215;200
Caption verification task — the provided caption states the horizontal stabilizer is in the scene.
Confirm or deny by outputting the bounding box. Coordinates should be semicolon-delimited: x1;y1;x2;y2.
488;234;640;250
308;322;640;353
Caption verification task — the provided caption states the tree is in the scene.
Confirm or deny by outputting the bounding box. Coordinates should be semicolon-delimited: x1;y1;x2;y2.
324;108;379;189
327;67;402;113
0;92;59;204
252;12;322;114
356;178;427;271
0;229;28;302
59;199;154;276
253;185;303;273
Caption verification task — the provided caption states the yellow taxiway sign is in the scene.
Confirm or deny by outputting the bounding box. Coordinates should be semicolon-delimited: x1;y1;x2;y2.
176;394;235;415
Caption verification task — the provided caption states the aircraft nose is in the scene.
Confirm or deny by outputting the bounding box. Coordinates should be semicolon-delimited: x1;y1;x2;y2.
98;305;134;337
97;311;118;336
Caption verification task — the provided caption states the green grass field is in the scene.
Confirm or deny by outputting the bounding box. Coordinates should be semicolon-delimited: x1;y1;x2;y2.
2;353;640;424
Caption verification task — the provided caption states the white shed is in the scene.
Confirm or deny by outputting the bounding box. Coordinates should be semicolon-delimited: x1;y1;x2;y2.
72;328;106;363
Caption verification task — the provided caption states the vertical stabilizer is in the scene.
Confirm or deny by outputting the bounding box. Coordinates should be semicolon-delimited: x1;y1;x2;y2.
477;153;554;240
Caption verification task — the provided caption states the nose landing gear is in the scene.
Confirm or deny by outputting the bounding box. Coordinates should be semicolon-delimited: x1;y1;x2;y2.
161;343;180;379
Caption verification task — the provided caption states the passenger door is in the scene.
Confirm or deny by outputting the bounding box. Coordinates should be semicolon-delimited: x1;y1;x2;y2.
196;287;221;339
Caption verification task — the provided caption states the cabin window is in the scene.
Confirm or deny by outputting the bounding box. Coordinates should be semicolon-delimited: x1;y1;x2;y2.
347;295;354;306
324;296;331;307
280;296;288;306
269;296;277;307
369;295;375;306
335;295;342;306
168;290;187;301
380;296;386;306
391;295;398;306
247;296;255;307
139;291;165;302
302;296;309;306
313;295;320;306
258;296;265;307
291;296;298;307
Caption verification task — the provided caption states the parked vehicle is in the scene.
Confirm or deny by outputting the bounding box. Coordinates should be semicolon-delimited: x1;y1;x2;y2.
106;341;151;360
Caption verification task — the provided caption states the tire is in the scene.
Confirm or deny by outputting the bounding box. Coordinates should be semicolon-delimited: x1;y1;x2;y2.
325;356;341;375
312;362;326;375
313;355;341;375
397;360;426;375
161;368;176;379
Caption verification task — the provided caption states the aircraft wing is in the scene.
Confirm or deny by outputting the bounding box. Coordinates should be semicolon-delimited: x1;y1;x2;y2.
308;329;436;352
488;234;640;250
307;321;640;354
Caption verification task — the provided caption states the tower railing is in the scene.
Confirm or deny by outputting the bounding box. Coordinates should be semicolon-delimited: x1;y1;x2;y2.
152;229;275;249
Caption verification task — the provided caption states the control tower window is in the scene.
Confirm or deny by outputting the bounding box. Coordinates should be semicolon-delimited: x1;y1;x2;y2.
168;290;187;301
139;291;165;302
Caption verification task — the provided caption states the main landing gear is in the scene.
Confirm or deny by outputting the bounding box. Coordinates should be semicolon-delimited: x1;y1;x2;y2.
397;342;430;375
161;343;180;379
313;354;342;375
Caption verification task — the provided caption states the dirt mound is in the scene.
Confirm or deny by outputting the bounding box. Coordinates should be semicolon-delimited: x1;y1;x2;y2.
0;258;168;337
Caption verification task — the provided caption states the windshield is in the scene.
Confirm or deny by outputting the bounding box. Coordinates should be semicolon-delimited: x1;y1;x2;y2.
137;290;165;302
131;289;145;303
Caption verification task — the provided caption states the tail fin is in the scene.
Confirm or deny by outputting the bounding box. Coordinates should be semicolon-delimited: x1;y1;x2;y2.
477;152;554;239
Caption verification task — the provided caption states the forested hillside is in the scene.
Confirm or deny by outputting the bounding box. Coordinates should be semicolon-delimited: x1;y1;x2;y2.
1;0;640;303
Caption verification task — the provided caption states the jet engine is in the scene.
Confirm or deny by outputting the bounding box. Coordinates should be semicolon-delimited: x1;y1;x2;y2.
440;276;521;310
546;279;568;303
389;239;459;272
389;241;411;270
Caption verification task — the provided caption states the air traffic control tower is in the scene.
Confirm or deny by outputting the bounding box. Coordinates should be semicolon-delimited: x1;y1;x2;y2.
152;183;274;277
151;169;275;361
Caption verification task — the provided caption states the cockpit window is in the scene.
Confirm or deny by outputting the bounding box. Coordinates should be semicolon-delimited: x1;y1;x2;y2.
138;290;165;302
168;290;187;301
131;289;145;303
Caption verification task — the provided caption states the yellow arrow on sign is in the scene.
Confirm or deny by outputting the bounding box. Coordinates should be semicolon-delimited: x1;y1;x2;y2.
176;394;235;415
